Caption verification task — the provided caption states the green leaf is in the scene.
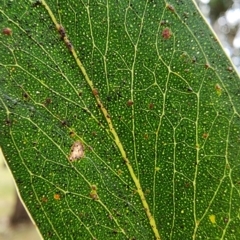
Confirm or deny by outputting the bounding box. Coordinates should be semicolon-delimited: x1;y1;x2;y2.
1;0;240;239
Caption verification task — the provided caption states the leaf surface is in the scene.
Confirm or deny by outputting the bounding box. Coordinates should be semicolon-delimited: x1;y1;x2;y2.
0;0;240;239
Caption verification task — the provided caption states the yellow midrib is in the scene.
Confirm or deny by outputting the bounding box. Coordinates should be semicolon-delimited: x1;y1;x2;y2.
41;1;161;239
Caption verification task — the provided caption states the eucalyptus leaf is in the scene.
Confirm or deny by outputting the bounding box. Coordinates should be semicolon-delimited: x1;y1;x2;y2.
1;0;240;239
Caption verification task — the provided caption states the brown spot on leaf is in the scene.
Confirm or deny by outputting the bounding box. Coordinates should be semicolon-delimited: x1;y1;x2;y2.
202;133;209;139
2;28;12;36
127;100;134;106
92;88;98;96
162;28;172;39
149;103;154;109
57;24;66;39
166;4;175;12
215;84;222;96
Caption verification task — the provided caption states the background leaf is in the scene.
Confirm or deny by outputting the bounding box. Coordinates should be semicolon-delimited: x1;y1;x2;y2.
1;0;240;239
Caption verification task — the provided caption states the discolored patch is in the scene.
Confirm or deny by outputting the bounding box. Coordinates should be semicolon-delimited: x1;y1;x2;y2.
54;193;60;200
2;27;12;36
69;141;84;161
162;28;172;39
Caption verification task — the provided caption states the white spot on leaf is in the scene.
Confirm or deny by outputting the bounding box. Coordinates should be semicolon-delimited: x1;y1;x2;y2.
69;141;84;161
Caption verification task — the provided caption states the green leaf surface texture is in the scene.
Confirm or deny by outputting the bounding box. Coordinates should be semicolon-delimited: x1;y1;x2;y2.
1;0;240;239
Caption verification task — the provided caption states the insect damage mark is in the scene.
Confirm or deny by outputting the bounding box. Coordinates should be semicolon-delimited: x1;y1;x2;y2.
69;141;84;161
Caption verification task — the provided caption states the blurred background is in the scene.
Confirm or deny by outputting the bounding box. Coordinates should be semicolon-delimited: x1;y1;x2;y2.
0;0;239;239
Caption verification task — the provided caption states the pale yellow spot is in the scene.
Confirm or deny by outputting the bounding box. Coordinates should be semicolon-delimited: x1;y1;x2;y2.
69;141;84;161
209;214;216;224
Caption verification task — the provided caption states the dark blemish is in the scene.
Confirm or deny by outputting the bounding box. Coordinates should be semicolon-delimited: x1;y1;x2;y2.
106;114;110;118
97;103;101;108
112;229;118;234
166;3;175;12
32;0;42;7
78;91;82;96
160;20;166;26
22;91;29;100
205;63;210;69
183;12;189;18
61;120;70;127
2;28;12;36
187;87;193;92
69;141;84;161
184;69;190;72
127;100;133;106
44;98;52;106
149;103;154;109
54;193;60;200
202;133;209;139
162;28;172;39
144;134;149;139
65;40;73;51
5;119;12;126
92;88;98;96
57;24;66;39
192;56;197;63
227;66;233;72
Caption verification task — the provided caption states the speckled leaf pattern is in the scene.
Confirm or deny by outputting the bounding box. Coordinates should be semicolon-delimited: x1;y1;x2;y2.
0;0;240;239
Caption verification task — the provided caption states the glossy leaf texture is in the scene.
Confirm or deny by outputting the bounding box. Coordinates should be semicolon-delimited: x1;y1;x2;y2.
1;0;240;239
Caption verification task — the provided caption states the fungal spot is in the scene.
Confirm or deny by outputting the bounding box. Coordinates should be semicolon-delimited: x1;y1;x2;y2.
127;100;134;106
69;141;84;161
22;91;29;100
78;91;82;96
54;193;60;200
162;28;172;39
90;185;99;200
202;133;209;139
215;83;222;96
149;103;154;109
44;97;52;106
227;66;233;72
92;88;98;96
144;133;149;139
57;24;66;39
2;27;12;36
209;214;216;224
166;3;175;12
69;131;75;137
